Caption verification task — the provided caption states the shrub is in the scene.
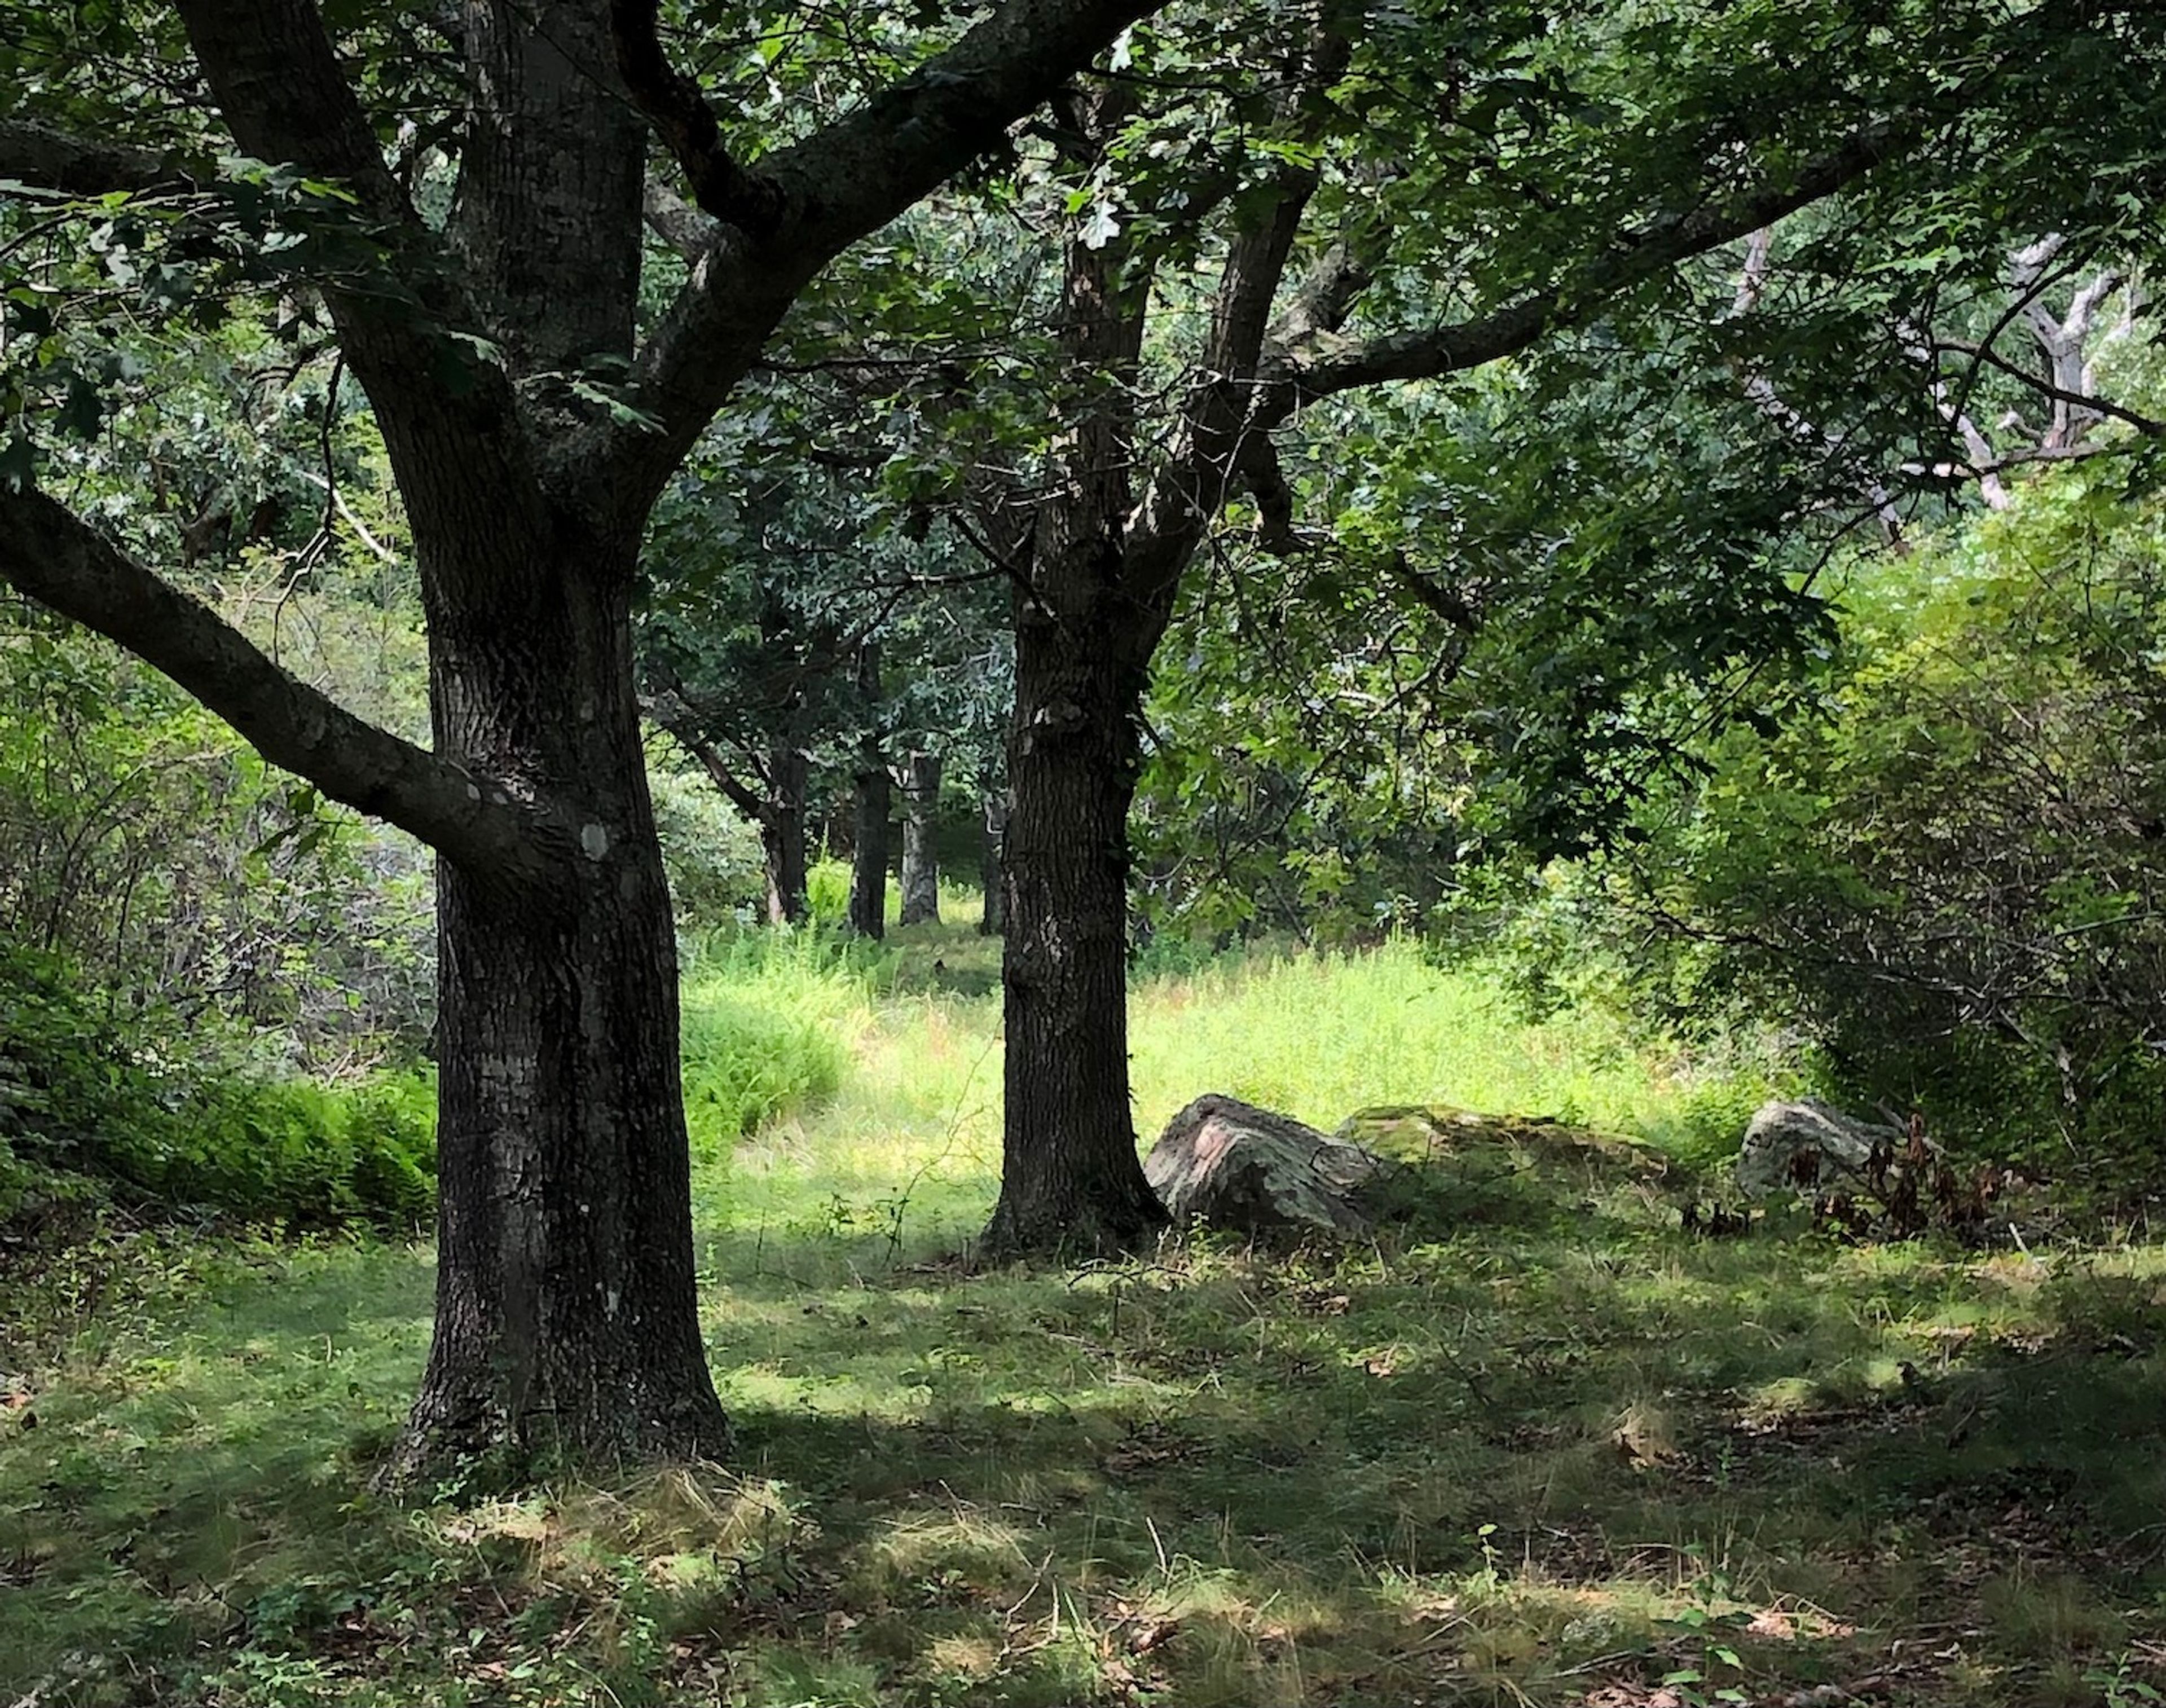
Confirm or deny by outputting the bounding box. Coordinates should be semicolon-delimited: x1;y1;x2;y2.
805;857;853;928
650;760;768;927
1535;470;2166;1182
0;941;436;1232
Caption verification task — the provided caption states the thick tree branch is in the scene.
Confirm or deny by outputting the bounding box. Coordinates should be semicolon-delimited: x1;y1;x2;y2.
612;1;786;236
1271;240;1373;355
1275;121;1916;405
1123;179;1312;622
1380;549;1480;634
173;0;546;556
0;121;195;197
1121;23;1353;627
173;0;416;231
0;486;565;889
603;0;1160;502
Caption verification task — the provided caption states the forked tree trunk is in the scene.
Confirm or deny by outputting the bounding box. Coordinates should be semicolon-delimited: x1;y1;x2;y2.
761;741;809;925
899;750;942;925
979;789;1007;936
389;535;728;1477
982;582;1170;1257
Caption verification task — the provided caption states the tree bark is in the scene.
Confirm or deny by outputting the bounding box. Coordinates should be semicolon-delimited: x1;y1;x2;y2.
391;530;728;1476
983;571;1169;1256
849;641;890;939
979;789;1008;936
761;740;809;926
899;750;942;925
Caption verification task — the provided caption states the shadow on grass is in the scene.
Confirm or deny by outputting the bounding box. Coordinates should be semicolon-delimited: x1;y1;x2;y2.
7;1132;2166;1706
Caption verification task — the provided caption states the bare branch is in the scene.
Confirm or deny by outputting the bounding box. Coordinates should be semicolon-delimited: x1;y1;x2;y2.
643;177;720;262
0;485;566;890
647;692;769;818
1732;227;1912;532
1932;336;2166;439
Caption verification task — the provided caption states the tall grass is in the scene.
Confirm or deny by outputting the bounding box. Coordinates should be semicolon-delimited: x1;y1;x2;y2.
677;929;886;1158
677;927;1797;1258
1126;941;1798;1161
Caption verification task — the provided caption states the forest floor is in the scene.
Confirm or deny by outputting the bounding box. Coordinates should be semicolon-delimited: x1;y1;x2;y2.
3;925;2165;1707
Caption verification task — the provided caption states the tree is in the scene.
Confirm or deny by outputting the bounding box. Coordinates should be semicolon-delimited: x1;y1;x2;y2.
898;750;944;926
943;0;2166;1253
639;411;1012;928
0;0;1156;1470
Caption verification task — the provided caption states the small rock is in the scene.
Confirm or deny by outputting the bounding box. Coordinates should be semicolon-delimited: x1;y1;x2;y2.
1736;1098;1903;1198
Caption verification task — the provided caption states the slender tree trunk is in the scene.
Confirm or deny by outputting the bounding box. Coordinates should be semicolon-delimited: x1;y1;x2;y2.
761;740;808;925
979;789;1008;936
981;115;1168;1257
899;750;942;925
389;533;728;1477
849;641;888;939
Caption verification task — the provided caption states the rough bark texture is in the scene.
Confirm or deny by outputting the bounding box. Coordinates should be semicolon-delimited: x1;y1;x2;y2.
761;741;809;925
985;588;1169;1254
899;751;942;925
400;545;727;1472
849;642;889;939
979;790;1008;936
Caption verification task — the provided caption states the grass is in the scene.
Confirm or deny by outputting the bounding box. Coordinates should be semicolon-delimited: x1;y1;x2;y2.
3;918;2164;1706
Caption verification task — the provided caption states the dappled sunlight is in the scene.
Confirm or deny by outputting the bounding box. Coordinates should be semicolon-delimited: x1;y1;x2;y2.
6;947;2166;1703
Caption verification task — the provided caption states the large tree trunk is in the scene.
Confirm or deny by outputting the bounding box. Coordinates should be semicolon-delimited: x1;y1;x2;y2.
899;750;942;925
979;789;1008;936
390;530;728;1476
981;570;1169;1257
761;740;809;925
849;641;889;939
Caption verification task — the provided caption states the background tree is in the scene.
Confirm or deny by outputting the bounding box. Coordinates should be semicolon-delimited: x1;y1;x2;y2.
860;0;2166;1254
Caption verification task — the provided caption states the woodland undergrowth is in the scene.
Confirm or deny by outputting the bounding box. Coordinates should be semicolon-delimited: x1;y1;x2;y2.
2;924;2163;1708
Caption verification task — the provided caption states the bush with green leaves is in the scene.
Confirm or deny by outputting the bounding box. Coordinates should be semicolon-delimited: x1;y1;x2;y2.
0;941;436;1231
1;601;434;1062
650;756;768;927
1548;466;2166;1177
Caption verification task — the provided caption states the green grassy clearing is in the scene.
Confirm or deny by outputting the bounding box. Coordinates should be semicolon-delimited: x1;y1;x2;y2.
3;930;2164;1707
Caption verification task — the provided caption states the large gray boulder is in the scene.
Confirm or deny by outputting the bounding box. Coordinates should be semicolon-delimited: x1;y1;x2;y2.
1144;1094;1394;1236
1735;1099;1904;1197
